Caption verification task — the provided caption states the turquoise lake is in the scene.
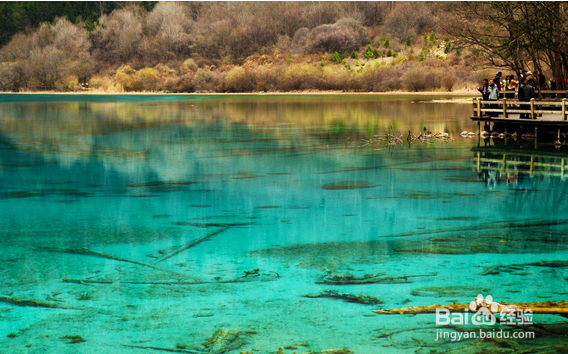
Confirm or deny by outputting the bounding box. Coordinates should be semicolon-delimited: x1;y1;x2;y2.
0;94;567;353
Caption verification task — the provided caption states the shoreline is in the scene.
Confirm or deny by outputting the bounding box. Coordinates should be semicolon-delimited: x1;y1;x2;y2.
0;90;478;96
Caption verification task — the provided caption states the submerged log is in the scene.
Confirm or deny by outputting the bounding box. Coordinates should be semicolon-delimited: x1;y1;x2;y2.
38;246;200;281
0;296;78;310
63;270;279;286
302;290;383;305
121;344;206;353
380;219;568;239
62;279;206;286
39;247;172;273
155;227;229;263
205;329;243;354
373;301;568;316
318;271;436;285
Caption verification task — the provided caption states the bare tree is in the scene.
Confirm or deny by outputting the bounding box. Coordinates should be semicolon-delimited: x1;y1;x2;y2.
96;6;144;63
441;2;568;90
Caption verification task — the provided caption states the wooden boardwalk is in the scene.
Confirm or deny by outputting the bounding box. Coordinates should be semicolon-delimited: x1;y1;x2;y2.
470;93;568;138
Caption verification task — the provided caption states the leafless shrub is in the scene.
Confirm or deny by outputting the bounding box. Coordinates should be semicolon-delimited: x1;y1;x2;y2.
177;73;195;92
402;66;428;91
383;3;433;41
361;65;404;92
194;69;221;92
291;28;311;54
0;62;22;91
96;7;144;63
279;64;323;91
63;53;95;82
31;23;54;50
442;71;457;92
55;74;79;91
179;58;198;75
27;45;66;90
114;65;140;91
51;18;91;54
89;75;124;92
145;2;192;61
294;18;369;54
136;67;161;91
224;66;256;92
255;64;285;91
321;66;350;90
0;33;32;62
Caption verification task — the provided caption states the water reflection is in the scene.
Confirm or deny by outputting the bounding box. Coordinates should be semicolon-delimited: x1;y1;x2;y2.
1;95;567;353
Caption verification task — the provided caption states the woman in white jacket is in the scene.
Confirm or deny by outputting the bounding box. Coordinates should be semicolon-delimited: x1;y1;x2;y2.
486;80;499;117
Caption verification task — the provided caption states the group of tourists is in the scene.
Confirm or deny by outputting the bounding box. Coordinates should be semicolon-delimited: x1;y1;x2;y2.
477;71;548;118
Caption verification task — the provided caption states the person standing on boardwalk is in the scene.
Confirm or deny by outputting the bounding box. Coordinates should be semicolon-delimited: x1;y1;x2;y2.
506;75;518;99
487;79;499;117
478;79;490;101
520;79;535;119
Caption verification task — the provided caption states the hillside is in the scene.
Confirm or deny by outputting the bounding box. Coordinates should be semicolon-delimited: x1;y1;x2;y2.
0;1;566;93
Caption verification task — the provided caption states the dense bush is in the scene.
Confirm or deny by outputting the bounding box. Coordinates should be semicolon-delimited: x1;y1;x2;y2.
294;18;369;54
224;66;256;92
383;3;433;42
193;70;222;92
94;7;144;63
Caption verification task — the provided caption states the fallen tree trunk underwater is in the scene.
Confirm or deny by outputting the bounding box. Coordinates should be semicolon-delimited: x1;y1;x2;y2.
373;301;568;316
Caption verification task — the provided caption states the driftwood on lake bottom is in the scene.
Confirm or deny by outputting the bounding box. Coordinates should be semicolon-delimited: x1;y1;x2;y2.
379;219;568;239
0;296;78;310
38;246;200;281
373;301;568;316
38;246;171;273
302;290;383;305
63;269;279;286
121;344;205;353
318;271;436;285
155;227;229;263
62;278;206;286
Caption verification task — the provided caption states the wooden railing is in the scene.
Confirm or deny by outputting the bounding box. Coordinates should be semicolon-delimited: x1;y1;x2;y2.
473;97;568;120
501;90;568;98
474;152;567;178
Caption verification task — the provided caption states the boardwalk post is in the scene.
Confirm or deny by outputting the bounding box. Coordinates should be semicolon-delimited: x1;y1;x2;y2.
562;98;567;121
530;98;536;119
503;98;508;118
477;152;480;171
477;98;481;117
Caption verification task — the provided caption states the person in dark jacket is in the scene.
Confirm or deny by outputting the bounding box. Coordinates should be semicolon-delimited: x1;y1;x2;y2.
493;72;502;90
520;79;535;119
478;79;490;101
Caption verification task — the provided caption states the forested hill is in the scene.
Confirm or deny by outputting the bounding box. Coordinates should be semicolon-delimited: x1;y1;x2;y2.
0;2;566;93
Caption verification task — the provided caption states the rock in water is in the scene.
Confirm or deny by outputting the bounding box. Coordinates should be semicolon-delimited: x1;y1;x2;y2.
206;329;243;354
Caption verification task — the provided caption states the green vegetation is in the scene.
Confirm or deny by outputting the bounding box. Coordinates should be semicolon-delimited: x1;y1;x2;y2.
332;51;344;64
364;46;374;59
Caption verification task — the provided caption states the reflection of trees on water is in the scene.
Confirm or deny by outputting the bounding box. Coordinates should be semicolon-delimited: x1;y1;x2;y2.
0;95;471;135
0;96;472;176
